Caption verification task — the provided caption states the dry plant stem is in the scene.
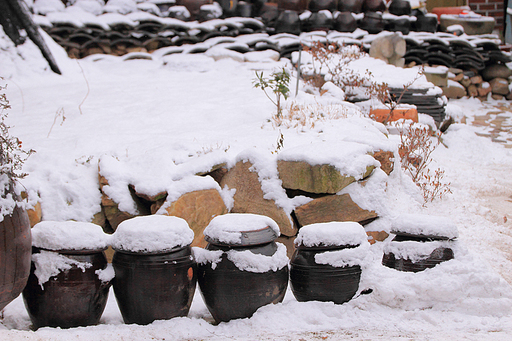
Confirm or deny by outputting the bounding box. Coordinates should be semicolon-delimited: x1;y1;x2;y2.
47;107;66;138
77;60;90;115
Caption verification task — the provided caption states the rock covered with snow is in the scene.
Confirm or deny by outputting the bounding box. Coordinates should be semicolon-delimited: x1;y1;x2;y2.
111;215;194;253
295;221;368;247
391;213;459;239
31;221;111;251
203;213;280;246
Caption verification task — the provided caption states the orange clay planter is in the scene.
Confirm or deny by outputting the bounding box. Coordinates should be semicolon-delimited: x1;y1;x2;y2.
369;108;418;123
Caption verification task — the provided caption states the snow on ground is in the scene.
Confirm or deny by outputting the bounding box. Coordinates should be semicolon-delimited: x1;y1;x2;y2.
1;26;512;340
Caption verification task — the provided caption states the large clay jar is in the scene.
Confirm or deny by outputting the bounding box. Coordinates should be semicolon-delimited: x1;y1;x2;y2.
338;0;363;13
359;11;384;34
333;12;357;32
388;0;411;16
414;13;438;33
22;221;112;329
274;10;302;35
111;215;196;325
303;10;333;32
290;222;369;304
0;204;31;312
278;0;309;12
382;214;458;272
195;213;289;323
308;0;338;12
362;0;386;12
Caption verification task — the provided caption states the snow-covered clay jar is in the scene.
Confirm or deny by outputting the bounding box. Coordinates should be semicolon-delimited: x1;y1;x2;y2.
290;222;369;304
0;203;31;312
382;214;458;272
111;215;196;325
22;221;112;329
194;213;289;323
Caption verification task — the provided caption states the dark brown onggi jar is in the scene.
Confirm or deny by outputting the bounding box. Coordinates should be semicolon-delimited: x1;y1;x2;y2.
382;214;458;273
195;213;289;323
290;222;369;304
111;215;196;325
0;205;31;312
22;221;112;329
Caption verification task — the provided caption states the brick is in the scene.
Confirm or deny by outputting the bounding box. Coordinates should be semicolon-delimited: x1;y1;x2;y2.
369;108;418;123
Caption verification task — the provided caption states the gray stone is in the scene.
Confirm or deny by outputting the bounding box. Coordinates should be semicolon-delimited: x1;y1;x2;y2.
482;64;512;81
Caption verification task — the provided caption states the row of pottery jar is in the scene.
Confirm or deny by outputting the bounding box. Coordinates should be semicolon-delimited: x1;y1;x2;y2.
21;214;371;328
21;212;456;329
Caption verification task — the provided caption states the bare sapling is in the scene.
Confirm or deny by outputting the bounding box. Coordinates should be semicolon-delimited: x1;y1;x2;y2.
253;68;290;119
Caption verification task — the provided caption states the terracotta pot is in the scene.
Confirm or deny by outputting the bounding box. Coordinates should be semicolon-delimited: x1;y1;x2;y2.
22;248;111;329
0;206;31;311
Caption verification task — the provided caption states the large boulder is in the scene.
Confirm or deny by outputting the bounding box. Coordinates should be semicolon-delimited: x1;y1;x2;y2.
220;160;296;237
162;188;227;248
294;193;378;227
482;64;512;81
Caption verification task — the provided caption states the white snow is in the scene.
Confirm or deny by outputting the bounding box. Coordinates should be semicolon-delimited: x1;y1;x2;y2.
32;250;92;288
1;13;512;339
226;242;289;273
314;242;370;267
31;221;111;251
391;213;459;239
203;213;280;245
111;215;194;253
383;239;456;263
295;222;369;247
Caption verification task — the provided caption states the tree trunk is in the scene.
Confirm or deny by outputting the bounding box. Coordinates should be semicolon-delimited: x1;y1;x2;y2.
0;0;61;74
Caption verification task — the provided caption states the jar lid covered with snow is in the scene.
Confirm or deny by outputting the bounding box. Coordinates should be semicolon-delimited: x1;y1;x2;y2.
195;213;289;323
22;221;112;329
382;214;458;272
203;213;280;247
111;215;197;325
290;221;370;304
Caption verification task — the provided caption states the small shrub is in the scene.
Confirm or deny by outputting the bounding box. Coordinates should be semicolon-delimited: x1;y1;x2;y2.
0;81;34;186
397;122;451;205
301;41;388;101
253;68;290;118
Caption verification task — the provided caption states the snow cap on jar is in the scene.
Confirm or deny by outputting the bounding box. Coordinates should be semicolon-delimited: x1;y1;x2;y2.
32;221;111;251
295;221;367;248
391;214;459;240
112;215;194;253
204;213;280;246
